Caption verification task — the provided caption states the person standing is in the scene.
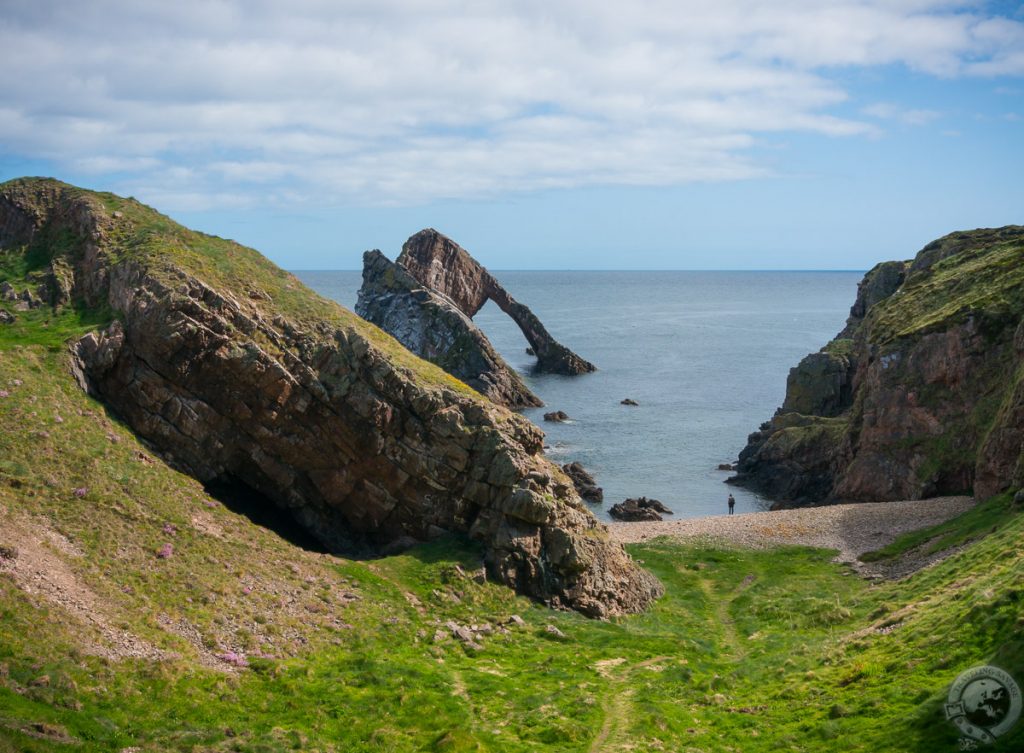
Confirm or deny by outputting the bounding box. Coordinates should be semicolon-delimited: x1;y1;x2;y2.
727;493;735;515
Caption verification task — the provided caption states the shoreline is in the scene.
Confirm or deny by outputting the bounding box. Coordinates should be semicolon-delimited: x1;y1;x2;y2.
608;496;976;574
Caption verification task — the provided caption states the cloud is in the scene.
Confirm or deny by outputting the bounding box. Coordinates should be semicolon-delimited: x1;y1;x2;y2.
0;0;1021;208
863;102;943;125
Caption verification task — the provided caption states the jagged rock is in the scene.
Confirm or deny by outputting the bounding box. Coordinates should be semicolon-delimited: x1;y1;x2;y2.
561;462;603;502
732;226;1024;506
621;398;638;406
543;410;570;422
609;497;673;521
717;463;736;471
0;310;14;324
0;282;16;301
1;177;661;618
355;250;541;408
397;229;595;376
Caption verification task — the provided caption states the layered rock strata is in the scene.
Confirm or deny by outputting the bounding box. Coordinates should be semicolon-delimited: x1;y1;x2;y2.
731;226;1024;507
394;229;596;376
355;249;541;408
0;178;661;617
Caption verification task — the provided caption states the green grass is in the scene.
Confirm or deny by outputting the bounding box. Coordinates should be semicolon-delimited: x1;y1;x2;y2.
859;492;1019;563
867;236;1024;345
0;347;1022;751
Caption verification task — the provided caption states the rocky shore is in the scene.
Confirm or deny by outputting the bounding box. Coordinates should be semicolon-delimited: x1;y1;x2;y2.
608;496;975;575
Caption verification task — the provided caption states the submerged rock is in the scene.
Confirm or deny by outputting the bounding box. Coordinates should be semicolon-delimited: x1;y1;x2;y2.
1;177;662;618
544;410;570;422
621;398;638;406
609;497;672;521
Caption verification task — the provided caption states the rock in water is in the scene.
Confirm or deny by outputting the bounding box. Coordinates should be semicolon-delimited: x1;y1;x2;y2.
396;229;596;376
609;497;672;521
561;462;603;502
0;177;662;618
544;410;570;422
355;250;541;409
731;226;1024;506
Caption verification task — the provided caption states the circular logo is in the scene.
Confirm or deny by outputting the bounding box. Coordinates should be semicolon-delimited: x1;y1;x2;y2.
945;665;1022;744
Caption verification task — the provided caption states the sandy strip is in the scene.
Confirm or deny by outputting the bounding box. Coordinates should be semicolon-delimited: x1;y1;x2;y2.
608;496;976;566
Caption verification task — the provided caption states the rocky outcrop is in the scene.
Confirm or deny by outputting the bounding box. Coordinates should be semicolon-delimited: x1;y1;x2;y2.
355;250;541;409
395;229;596;376
609;498;673;522
1;177;661;618
561;462;603;503
732;226;1024;507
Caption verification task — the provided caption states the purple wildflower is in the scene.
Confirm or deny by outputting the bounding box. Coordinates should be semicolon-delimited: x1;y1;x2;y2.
218;651;248;667
156;543;173;559
162;523;178;535
54;415;64;424
0;390;8;399
11;379;22;387
73;487;88;498
241;585;253;595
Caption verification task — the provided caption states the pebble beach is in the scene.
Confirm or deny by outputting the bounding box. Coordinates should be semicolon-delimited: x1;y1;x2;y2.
608;495;976;571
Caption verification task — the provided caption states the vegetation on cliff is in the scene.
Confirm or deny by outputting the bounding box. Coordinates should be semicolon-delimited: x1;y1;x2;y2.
732;226;1024;507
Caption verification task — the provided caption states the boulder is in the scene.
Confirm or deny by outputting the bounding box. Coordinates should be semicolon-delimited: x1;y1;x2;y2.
609;497;673;521
543;410;570;422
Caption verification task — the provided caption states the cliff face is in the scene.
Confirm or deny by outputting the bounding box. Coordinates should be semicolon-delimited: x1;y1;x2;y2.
355;249;542;408
396;229;596;376
0;178;660;617
732;226;1024;507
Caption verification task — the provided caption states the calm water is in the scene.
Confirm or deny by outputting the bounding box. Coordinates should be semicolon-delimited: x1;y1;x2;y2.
295;270;861;520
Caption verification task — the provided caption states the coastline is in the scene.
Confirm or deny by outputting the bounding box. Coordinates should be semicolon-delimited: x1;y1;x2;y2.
608;495;976;575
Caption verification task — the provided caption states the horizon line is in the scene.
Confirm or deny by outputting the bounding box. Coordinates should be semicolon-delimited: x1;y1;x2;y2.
289;268;870;274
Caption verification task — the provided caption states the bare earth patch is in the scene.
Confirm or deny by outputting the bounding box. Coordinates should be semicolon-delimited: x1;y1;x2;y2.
609;496;976;577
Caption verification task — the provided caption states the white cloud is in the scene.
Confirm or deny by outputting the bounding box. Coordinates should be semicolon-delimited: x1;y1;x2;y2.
863;102;943;125
0;1;1021;208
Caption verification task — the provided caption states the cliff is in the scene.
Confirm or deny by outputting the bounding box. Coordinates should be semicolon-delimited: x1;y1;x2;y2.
731;226;1024;507
355;248;542;408
0;177;660;617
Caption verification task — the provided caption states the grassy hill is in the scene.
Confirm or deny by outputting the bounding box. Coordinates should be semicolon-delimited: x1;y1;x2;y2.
1;181;1023;751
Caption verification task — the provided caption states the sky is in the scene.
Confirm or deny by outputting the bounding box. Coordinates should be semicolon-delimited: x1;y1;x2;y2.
1;0;1022;270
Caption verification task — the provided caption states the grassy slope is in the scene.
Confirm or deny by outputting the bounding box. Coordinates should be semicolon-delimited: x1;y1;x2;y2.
0;346;1022;752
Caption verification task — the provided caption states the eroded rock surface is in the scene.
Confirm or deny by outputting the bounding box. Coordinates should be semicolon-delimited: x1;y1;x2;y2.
355;250;541;408
395;229;596;376
0;177;661;618
609;498;673;522
731;226;1024;507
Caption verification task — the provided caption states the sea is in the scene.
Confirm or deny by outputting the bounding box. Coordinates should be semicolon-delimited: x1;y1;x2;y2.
294;270;863;520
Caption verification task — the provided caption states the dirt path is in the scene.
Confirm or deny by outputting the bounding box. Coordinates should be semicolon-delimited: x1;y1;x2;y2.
589;654;672;753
